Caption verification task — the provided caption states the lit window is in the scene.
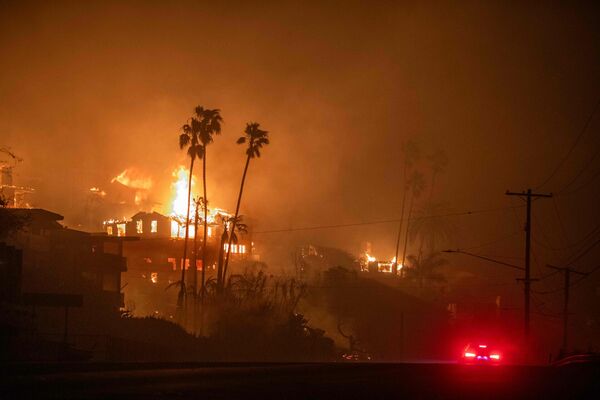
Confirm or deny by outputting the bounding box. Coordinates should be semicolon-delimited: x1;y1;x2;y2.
170;220;179;237
232;244;237;253
150;272;158;284
208;227;212;237
107;226;113;235
151;220;158;233
117;223;126;237
136;220;143;234
167;257;177;271
239;245;246;254
224;243;229;252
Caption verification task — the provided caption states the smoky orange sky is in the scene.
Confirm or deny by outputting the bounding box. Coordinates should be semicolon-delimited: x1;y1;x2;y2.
1;1;599;300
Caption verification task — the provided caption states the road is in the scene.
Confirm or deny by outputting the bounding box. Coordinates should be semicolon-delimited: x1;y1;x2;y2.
2;362;598;399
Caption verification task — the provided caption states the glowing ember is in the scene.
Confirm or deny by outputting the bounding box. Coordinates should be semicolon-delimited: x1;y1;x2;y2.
89;187;106;196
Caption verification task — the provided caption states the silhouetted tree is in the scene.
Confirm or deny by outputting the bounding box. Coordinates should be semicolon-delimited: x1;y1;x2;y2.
223;122;269;282
194;107;222;303
410;202;454;260
400;170;426;272
394;140;421;273
179;106;222;311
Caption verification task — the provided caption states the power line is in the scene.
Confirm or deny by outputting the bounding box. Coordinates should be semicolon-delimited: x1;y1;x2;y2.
442;249;524;271
556;147;600;194
251;205;524;234
460;230;522;250
536;98;600;189
564;236;600;266
556;166;600;196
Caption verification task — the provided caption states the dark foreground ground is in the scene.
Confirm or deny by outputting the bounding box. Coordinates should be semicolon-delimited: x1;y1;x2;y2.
2;361;599;399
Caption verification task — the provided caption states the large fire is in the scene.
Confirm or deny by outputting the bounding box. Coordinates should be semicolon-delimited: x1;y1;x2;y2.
361;253;402;274
111;168;153;205
111;168;153;190
168;166;231;239
170;165;197;217
103;165;232;240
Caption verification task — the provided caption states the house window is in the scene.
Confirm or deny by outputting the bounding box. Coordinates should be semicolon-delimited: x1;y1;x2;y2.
151;220;158;233
107;226;113;235
116;223;126;237
136;220;143;234
208;227;212;237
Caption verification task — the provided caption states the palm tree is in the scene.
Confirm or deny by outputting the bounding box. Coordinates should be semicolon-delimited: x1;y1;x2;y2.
178;106;222;309
400;170;426;274
393;140;421;274
410;201;454;260
223;122;269;283
194;107;222;304
177;115;202;309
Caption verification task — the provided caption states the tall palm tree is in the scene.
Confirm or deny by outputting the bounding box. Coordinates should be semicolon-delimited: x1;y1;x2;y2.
400;170;426;274
177;115;202;309
194;107;222;303
223;122;269;283
393;140;421;274
178;106;222;309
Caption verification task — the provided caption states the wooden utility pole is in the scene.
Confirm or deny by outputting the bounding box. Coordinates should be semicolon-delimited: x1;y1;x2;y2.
546;264;587;353
506;189;552;338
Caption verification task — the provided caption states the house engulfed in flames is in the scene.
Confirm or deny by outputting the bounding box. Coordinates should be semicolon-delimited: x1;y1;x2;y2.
358;242;401;274
100;166;255;318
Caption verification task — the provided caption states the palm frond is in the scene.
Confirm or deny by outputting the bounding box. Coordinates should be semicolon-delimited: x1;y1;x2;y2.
179;133;190;149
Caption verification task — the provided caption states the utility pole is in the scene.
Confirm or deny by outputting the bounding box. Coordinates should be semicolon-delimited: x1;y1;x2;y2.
546;264;587;354
506;189;552;338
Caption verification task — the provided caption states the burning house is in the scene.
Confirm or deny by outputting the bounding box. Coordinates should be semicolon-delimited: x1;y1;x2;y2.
98;166;255;318
103;209;253;318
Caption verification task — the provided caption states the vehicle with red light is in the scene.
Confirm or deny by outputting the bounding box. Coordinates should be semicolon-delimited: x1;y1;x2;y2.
461;343;502;364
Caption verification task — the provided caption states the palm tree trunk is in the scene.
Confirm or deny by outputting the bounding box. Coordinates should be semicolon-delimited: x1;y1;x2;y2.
191;204;199;333
201;149;208;303
216;230;226;292
223;152;251;284
178;156;195;310
192;206;199;297
400;192;415;274
393;162;409;275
